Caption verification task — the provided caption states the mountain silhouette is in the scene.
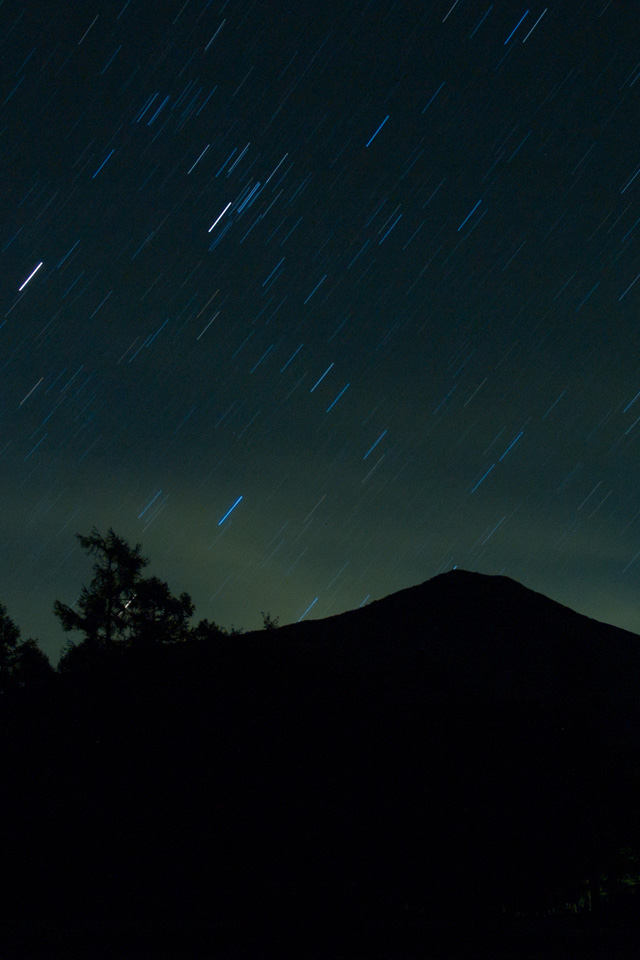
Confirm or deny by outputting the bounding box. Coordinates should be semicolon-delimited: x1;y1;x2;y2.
3;569;640;958
277;568;640;722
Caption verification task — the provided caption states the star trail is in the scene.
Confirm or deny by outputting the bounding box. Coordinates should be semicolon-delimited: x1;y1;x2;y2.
2;0;640;662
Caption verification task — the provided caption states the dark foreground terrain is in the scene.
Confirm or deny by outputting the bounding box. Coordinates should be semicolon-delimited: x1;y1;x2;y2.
3;570;640;958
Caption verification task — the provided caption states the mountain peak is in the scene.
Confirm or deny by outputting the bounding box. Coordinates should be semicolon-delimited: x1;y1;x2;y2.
275;567;640;712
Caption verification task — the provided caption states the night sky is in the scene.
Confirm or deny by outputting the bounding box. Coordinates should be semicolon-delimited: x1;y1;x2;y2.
2;0;640;663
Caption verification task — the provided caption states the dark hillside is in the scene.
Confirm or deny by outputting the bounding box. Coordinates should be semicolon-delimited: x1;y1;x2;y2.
2;570;640;958
278;569;640;717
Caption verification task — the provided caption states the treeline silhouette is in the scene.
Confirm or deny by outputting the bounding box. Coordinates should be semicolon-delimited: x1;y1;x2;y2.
2;530;640;958
0;528;255;692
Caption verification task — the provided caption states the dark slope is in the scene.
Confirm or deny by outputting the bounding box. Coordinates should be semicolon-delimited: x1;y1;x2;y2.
278;568;640;716
3;570;640;958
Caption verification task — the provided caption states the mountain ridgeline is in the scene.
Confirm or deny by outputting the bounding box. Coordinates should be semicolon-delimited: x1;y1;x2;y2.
3;568;640;958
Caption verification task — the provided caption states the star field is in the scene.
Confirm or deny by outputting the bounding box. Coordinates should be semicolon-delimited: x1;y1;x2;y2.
2;0;640;662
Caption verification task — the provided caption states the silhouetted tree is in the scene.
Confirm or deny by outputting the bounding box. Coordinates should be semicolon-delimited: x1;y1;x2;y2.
54;528;149;649
10;637;54;688
0;602;20;690
126;575;194;645
53;528;198;667
188;618;230;643
0;603;53;691
261;610;279;631
56;636;94;674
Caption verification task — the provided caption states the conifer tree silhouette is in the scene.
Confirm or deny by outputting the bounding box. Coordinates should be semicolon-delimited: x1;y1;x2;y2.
0;602;52;690
54;528;196;664
0;601;21;692
54;527;149;648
